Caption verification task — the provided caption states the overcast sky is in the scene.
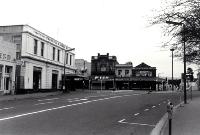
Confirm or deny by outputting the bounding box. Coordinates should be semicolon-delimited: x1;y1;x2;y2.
0;0;198;78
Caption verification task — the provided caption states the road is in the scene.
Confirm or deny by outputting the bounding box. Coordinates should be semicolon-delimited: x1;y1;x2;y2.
0;90;188;135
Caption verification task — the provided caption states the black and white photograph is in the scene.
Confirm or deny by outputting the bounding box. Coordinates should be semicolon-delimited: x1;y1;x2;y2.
0;0;200;134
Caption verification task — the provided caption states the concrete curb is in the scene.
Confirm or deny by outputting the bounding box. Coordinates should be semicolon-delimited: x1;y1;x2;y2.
150;101;184;135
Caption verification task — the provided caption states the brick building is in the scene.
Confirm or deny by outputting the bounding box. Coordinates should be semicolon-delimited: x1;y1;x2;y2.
91;53;118;90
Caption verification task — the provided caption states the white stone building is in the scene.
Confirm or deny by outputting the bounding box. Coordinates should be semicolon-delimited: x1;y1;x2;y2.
0;37;16;94
0;25;75;93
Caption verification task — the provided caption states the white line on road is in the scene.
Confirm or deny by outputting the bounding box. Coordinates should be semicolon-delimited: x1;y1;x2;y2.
144;109;149;111
118;119;155;127
134;113;140;116
38;98;59;102
152;106;156;108
0;107;14;111
34;102;54;106
0;94;135;121
158;104;161;106
68;99;88;102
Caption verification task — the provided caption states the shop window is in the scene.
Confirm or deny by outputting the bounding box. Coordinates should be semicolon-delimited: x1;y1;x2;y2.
66;53;68;64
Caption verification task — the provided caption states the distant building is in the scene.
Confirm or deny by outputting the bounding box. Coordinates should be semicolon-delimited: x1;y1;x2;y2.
0;37;16;95
115;63;133;90
132;62;156;90
0;25;75;94
91;53;118;90
75;59;91;77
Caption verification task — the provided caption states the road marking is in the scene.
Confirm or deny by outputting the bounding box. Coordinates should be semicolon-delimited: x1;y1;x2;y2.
34;102;54;105
68;99;88;102
152;106;156;108
38;98;59;102
134;113;140;116
118;119;155;127
0;107;14;111
0;94;135;121
158;104;161;106
144;109;149;111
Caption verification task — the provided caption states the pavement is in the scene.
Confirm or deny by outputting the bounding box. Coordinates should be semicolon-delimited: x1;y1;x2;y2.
161;93;200;135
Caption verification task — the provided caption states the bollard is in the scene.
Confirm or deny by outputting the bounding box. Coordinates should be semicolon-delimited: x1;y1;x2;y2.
167;102;173;135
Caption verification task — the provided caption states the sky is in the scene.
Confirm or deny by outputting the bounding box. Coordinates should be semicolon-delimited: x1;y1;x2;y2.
0;0;198;78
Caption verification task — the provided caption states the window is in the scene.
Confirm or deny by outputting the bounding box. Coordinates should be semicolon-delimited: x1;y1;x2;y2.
70;55;72;65
52;47;55;60
41;42;44;57
5;66;12;73
0;65;2;90
57;50;60;62
125;70;129;76
16;52;21;60
118;70;122;76
16;44;21;50
34;39;38;55
66;53;68;64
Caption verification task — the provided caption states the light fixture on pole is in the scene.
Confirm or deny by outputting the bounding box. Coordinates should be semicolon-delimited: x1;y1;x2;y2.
170;48;175;91
166;20;187;104
63;48;75;93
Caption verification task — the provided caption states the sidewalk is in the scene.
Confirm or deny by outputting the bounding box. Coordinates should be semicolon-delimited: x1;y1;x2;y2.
162;92;200;135
0;91;63;102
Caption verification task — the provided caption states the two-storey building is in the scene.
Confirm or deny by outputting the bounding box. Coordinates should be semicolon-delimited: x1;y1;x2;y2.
132;62;156;90
0;37;16;94
91;53;118;90
0;25;75;93
115;62;133;89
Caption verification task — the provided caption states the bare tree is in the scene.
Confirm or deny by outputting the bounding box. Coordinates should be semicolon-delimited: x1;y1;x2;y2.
150;0;200;64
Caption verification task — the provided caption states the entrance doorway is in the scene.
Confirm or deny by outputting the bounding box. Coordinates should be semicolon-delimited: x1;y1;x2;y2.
52;70;58;89
4;77;10;90
33;67;42;91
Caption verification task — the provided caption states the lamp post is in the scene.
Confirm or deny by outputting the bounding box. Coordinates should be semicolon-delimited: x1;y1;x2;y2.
170;48;175;91
166;21;187;104
63;48;75;93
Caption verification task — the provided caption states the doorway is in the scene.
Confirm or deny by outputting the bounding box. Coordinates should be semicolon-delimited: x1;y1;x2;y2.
52;70;58;89
33;67;42;91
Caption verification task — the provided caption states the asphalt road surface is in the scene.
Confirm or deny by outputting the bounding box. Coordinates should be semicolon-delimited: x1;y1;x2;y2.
0;90;186;135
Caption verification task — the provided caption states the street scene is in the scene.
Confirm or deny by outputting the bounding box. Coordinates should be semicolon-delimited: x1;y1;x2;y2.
1;0;200;135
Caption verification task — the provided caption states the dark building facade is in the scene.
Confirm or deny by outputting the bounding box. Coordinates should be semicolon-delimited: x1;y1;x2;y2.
131;62;156;90
91;53;118;90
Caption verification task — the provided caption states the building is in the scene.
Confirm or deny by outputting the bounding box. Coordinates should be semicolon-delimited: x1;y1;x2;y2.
75;59;91;77
115;62;133;89
0;25;75;94
0;37;16;95
132;62;156;90
91;53;118;90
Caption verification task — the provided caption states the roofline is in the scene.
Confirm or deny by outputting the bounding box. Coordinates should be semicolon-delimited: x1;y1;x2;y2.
0;24;73;50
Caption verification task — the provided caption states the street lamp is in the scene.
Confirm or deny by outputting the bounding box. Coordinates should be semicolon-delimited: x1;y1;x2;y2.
63;48;75;93
166;20;187;104
170;48;175;91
